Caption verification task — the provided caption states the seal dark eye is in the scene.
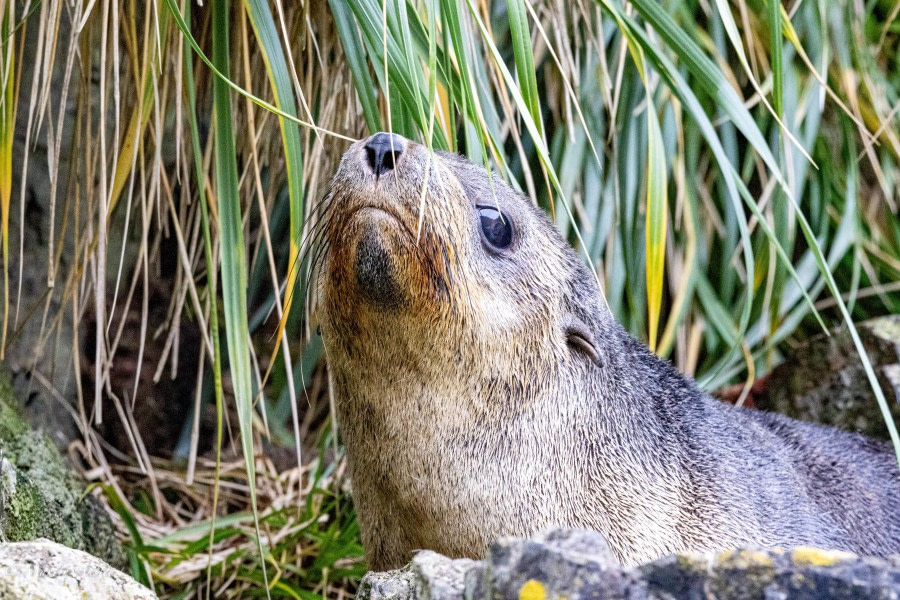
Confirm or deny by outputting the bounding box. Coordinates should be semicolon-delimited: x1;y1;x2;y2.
477;205;514;251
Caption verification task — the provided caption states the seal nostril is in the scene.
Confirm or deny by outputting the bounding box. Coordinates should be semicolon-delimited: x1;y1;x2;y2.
364;132;406;177
380;148;396;171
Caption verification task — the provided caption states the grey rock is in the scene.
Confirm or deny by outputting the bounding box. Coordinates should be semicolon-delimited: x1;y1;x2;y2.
477;529;636;600
640;547;900;600
0;374;124;567
358;551;477;600
358;565;417;600
756;315;900;439
6;4;83;448
412;551;477;600
0;539;156;599
355;528;900;600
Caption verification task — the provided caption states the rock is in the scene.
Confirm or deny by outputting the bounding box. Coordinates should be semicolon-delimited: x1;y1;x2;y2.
358;552;477;600
755;315;900;439
355;528;900;600
470;529;635;599
412;551;476;600
358;565;416;600
0;374;124;567
6;7;82;449
640;547;900;600
0;539;156;599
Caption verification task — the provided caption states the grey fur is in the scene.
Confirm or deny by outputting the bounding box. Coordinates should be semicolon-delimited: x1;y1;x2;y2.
317;134;900;571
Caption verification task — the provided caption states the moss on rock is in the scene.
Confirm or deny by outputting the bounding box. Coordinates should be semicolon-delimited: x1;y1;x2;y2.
790;547;856;568
0;373;124;568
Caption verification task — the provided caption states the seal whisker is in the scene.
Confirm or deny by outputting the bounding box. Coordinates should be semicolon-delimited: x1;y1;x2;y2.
284;215;337;312
303;239;332;319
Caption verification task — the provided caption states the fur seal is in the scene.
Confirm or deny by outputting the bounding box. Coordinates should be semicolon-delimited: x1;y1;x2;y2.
316;132;900;571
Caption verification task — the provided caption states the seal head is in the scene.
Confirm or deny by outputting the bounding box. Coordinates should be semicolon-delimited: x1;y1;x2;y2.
321;132;605;373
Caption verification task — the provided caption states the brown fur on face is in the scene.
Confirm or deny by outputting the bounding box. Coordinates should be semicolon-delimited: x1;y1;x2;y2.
317;134;900;571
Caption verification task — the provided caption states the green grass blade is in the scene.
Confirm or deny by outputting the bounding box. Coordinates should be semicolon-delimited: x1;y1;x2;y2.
329;0;382;132
768;0;784;116
180;0;227;594
244;0;305;470
0;3;16;361
709;0;810;164
626;0;789;193
507;0;544;140
211;0;270;593
644;98;667;352
244;0;304;263
611;27;669;351
598;2;834;380
0;4;13;360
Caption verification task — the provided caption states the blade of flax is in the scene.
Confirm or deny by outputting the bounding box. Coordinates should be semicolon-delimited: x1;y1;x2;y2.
762;116;900;463
598;1;824;381
343;0;448;147
393;0;430;143
438;0;498;170
610;15;669;351
245;0;304;472
615;0;900;462
601;2;751;378
626;0;786;189
613;26;669;353
0;3;14;358
211;0;270;592
766;0;789;353
709;0;813;166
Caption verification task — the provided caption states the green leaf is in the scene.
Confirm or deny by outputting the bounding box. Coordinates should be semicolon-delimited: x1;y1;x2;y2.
329;0;383;132
507;0;544;140
644;99;667;352
211;0;270;593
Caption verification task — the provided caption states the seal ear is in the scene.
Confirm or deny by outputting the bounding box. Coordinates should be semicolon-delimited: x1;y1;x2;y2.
564;317;604;368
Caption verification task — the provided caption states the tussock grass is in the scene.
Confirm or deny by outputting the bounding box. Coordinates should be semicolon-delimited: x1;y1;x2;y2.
93;442;364;598
0;0;897;597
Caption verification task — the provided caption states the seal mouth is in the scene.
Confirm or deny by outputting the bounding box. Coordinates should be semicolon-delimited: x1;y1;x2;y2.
348;206;411;310
347;204;418;241
349;205;400;222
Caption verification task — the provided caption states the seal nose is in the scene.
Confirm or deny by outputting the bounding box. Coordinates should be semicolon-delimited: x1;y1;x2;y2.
364;132;406;177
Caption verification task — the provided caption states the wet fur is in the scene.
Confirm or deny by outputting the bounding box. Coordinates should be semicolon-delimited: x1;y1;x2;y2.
317;137;900;571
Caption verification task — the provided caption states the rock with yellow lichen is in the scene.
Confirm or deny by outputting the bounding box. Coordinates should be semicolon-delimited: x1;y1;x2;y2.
356;528;900;600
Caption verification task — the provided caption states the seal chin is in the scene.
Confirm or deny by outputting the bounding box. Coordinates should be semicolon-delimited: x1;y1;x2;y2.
352;209;407;310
